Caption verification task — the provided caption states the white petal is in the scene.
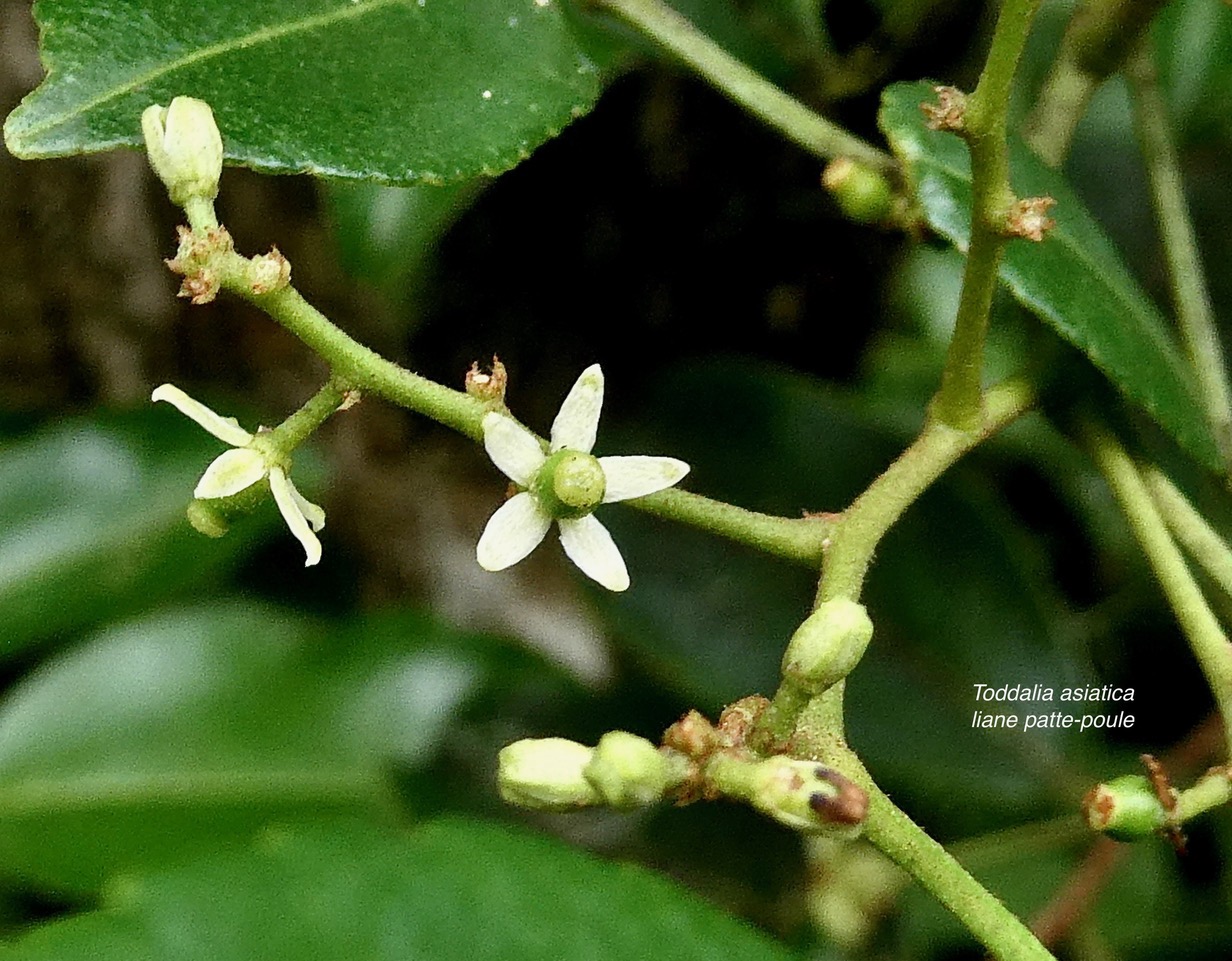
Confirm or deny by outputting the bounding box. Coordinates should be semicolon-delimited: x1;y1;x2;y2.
194;448;267;499
550;364;604;454
269;466;323;567
476;492;552;571
483;412;547;486
558;515;630;592
284;476;326;532
151;383;254;447
598;456;691;503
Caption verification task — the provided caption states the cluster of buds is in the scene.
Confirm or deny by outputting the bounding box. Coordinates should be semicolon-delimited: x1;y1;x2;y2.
498;732;685;811
501;699;869;837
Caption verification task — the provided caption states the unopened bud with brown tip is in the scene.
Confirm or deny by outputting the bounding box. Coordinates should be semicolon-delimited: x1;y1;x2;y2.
1083;774;1167;841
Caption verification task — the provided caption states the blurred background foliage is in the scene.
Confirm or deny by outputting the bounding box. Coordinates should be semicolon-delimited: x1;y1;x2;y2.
1;0;1231;957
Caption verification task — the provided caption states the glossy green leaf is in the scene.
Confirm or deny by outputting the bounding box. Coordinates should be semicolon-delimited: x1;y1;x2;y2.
5;0;602;184
879;81;1220;469
0;603;555;894
0;413;270;659
6;818;800;961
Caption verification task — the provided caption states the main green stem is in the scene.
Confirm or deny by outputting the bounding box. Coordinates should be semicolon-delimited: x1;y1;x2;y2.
1087;424;1232;750
1127;44;1232;468
591;0;896;174
933;0;1043;430
813;743;1058;961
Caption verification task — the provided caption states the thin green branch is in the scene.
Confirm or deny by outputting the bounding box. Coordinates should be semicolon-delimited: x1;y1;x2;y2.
1143;466;1232;603
197;243;822;563
590;0;896;174
932;0;1043;429
1127;44;1232;468
264;374;352;455
1174;766;1232;823
1025;0;1170;167
628;487;832;566
814;744;1058;961
822;377;1034;602
755;378;1035;751
1086;423;1232;749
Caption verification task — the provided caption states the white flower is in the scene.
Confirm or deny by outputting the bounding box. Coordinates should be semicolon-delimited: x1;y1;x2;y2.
151;384;325;566
476;364;689;591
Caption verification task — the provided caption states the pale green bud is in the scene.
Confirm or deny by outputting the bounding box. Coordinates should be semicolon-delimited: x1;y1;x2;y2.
142;97;223;207
821;158;895;225
781;599;874;694
186;498;229;538
1082;775;1167;841
584;731;672;808
497;738;601;811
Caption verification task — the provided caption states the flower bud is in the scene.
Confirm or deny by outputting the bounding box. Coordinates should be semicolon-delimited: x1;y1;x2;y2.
142;97;223;207
781;599;874;694
497;738;601;811
584;731;673;808
186;498;229;538
746;758;868;835
1082;774;1167;841
821;158;895;225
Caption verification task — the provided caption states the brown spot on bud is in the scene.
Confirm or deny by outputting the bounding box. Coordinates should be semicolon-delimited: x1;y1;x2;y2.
921;86;967;132
809;767;869;826
1005;196;1057;242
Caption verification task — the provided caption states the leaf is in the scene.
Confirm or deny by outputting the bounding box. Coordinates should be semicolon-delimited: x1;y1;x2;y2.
0;412;270;660
5;818;801;961
879;81;1220;470
0;603;564;895
5;0;603;184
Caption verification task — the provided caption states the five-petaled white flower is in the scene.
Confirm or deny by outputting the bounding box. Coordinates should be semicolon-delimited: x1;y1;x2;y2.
477;364;689;591
151;384;325;566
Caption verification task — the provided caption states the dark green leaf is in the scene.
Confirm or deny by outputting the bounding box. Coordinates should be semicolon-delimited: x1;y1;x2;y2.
6;818;800;961
5;0;603;184
0;413;269;659
0;603;549;894
879;81;1220;469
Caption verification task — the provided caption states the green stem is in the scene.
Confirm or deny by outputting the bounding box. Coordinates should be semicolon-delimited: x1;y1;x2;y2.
932;0;1043;429
822;377;1034;602
1025;0;1170;167
200;243;822;562
1174;766;1232;823
629;488;831;566
817;744;1057;961
1127;44;1232;468
264;374;352;456
1143;466;1232;604
218;251;488;441
1086;423;1232;749
591;0;896;174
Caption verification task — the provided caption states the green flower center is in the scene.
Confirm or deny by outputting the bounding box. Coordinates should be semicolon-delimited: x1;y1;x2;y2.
533;450;606;519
